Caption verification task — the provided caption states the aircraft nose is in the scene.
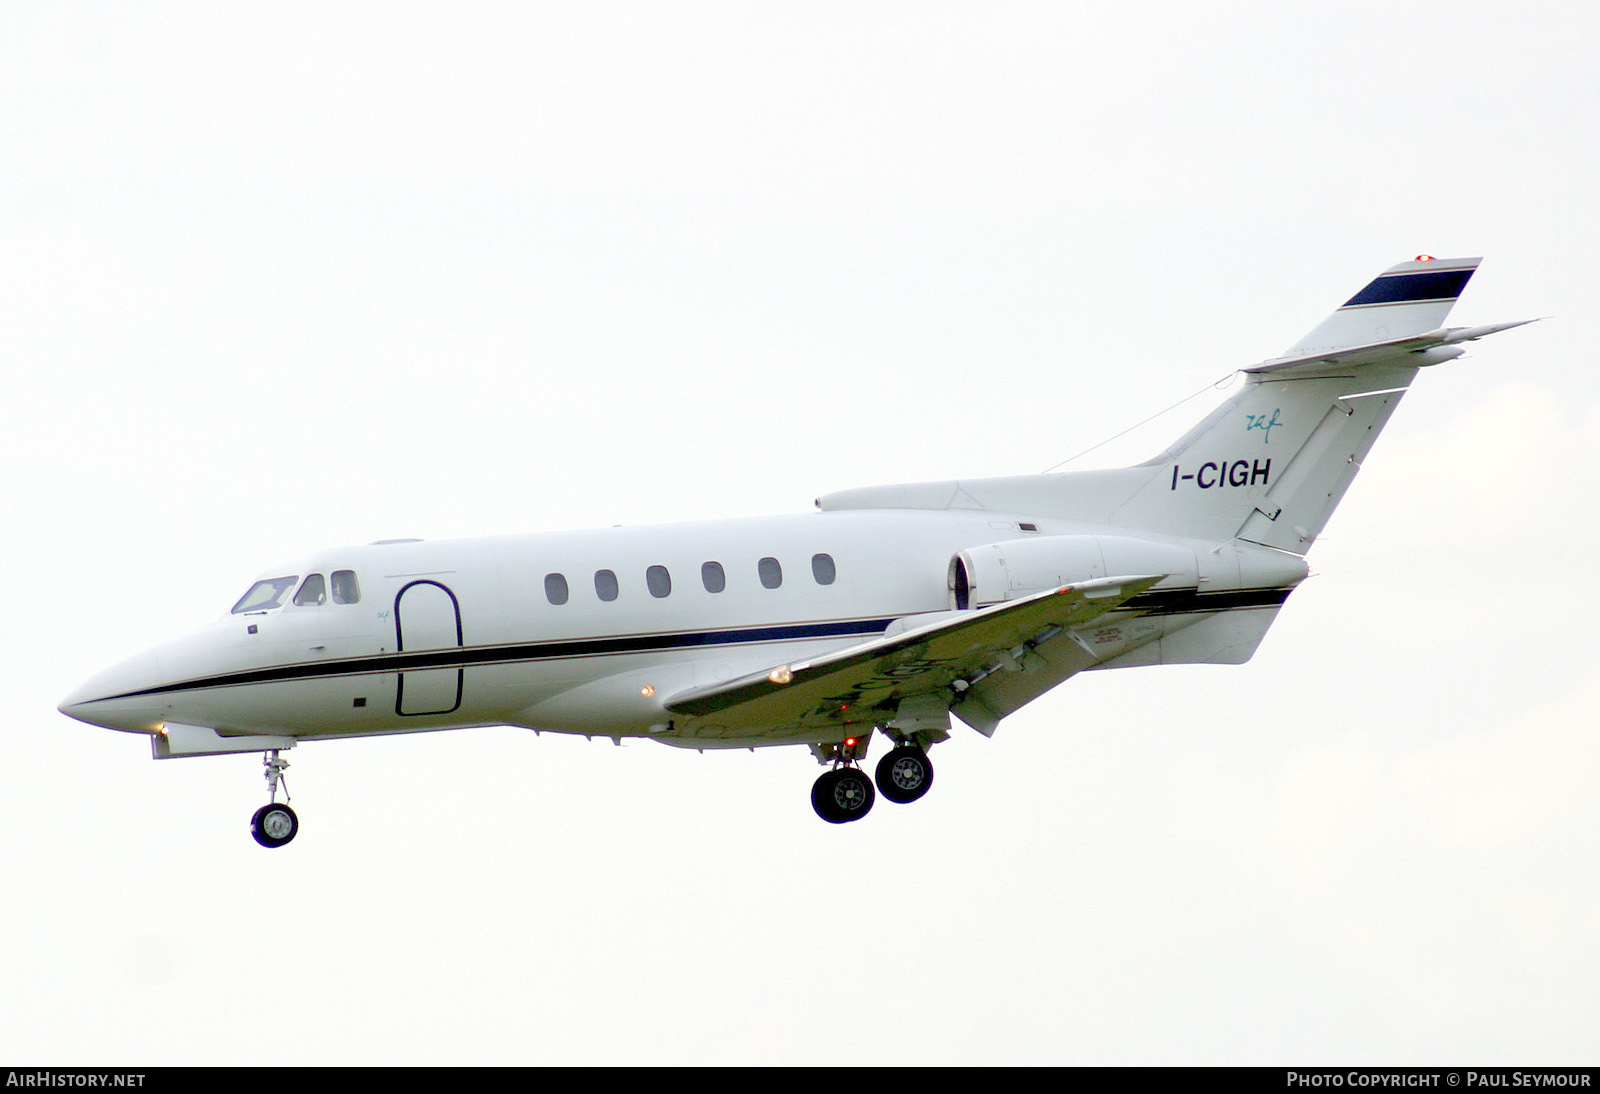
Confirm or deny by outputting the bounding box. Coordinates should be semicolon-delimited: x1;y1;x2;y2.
58;650;167;734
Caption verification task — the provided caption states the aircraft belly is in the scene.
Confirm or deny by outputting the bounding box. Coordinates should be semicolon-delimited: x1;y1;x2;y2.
167;672;399;737
509;637;852;737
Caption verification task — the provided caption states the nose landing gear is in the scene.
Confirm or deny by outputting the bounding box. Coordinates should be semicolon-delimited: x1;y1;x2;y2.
249;749;299;848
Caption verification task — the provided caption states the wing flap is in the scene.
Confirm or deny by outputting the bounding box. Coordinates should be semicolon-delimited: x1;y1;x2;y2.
664;574;1167;737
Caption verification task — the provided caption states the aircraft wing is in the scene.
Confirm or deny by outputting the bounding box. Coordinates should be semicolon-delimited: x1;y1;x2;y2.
664;574;1167;738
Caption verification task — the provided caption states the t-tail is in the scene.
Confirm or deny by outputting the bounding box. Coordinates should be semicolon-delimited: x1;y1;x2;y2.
817;255;1532;553
1110;256;1534;553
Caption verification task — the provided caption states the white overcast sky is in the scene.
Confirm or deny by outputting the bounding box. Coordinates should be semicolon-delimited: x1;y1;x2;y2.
4;1;1597;1065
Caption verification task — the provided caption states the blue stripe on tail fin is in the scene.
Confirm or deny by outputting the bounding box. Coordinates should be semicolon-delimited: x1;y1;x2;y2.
1284;255;1479;358
1343;266;1475;307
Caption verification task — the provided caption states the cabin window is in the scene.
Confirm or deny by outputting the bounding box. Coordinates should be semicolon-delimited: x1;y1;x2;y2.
811;553;836;585
231;576;299;614
594;569;619;602
331;570;361;604
544;573;569;606
293;573;327;606
701;561;726;593
646;565;671;598
758;556;783;589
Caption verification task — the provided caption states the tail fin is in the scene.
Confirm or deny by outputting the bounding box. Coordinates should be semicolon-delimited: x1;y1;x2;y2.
817;256;1532;561
1110;256;1533;554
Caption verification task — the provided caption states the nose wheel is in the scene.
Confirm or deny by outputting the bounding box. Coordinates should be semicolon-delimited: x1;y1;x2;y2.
250;749;299;848
251;802;299;847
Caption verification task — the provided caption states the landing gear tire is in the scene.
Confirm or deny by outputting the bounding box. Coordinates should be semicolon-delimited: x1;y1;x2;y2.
251;802;299;848
876;745;934;804
811;767;875;824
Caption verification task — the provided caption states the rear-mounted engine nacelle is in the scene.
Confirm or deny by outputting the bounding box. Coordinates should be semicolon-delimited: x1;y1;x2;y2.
948;535;1199;610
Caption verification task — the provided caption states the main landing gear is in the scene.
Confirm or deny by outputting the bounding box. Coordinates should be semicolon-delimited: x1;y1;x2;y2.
809;734;936;824
249;749;298;849
875;743;934;804
812;766;876;824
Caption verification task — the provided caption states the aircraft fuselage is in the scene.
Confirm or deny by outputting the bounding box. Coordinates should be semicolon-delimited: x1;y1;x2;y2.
64;507;1182;748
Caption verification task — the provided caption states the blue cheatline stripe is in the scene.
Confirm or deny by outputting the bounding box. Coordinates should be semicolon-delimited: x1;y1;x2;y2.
1343;268;1474;307
91;616;902;701
88;588;1296;703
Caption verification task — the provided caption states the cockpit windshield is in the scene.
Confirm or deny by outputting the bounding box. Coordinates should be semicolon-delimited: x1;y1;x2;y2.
231;576;299;614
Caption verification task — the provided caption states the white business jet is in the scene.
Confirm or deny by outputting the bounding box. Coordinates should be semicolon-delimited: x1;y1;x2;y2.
59;256;1531;846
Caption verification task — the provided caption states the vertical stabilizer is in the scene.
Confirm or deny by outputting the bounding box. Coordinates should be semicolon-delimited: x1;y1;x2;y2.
1106;256;1489;552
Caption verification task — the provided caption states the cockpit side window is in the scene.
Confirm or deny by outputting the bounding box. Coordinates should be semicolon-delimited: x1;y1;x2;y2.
331;570;361;605
294;573;327;606
231;576;299;614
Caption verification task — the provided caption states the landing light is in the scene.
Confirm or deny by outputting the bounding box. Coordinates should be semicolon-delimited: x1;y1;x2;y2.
768;666;793;685
640;685;655;697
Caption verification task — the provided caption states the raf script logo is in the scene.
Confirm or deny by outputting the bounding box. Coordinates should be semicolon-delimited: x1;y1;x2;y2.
1246;408;1282;443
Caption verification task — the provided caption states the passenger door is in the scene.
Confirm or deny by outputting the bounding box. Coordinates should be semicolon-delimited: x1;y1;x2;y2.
394;580;464;716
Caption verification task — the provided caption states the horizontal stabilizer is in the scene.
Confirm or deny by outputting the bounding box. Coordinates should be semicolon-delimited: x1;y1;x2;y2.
1248;318;1539;379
